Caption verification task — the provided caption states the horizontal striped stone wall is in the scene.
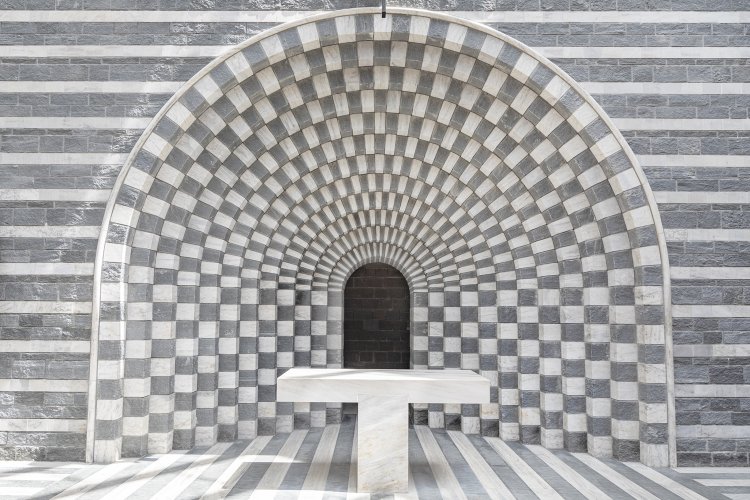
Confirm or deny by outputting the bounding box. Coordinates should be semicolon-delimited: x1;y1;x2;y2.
0;1;747;466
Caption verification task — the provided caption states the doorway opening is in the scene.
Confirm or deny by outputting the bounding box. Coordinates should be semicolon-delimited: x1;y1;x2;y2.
343;263;410;369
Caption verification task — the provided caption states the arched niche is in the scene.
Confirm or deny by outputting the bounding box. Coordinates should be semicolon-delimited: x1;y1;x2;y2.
86;8;675;466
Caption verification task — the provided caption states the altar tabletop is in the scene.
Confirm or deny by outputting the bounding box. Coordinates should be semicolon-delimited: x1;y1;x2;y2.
277;368;490;404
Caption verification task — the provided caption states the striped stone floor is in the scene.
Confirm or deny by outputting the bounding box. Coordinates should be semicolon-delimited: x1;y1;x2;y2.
1;416;747;500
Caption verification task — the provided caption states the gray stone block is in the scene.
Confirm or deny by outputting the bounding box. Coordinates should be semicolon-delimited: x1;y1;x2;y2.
11;360;45;379
675;365;710;384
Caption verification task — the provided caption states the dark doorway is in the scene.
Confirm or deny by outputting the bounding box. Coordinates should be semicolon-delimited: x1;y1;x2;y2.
343;263;410;369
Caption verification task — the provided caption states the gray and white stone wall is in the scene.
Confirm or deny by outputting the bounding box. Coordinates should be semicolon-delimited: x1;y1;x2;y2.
0;0;748;466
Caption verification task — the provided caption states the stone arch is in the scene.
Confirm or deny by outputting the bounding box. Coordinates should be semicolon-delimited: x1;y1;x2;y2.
87;8;675;466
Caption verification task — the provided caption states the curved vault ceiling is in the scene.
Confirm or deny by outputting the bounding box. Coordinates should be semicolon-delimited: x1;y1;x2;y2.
87;8;674;467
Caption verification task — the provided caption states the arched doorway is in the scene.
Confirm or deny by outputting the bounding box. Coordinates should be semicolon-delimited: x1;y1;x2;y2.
344;263;410;369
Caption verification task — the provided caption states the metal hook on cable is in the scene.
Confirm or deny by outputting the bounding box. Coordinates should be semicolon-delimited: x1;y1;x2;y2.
381;0;386;18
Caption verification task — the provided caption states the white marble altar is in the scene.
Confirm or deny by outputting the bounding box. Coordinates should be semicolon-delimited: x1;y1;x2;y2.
277;368;490;494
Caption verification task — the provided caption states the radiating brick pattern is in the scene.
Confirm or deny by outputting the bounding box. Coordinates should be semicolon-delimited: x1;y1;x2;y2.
85;9;672;466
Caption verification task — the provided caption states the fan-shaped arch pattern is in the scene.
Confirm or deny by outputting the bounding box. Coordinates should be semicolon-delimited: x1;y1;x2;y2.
88;8;672;467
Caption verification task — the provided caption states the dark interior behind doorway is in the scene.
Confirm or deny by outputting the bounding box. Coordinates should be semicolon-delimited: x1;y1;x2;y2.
343;263;410;369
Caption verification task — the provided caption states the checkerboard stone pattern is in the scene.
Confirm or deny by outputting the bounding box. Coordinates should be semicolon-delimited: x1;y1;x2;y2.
91;9;672;466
